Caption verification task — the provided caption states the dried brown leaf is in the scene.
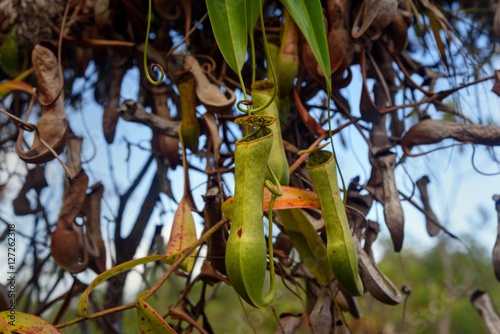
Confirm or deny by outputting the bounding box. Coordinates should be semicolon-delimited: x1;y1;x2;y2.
401;119;500;156
184;55;235;114
470;290;500;333
416;176;440;237
13;165;47;216
376;152;404;252
309;288;332;334
16;45;67;163
351;0;397;40
84;183;106;274
273;314;303;334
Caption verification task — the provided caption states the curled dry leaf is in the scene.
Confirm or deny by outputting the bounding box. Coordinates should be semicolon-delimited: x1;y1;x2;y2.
416;176;441;237
469;290;500;332
51;170;89;273
102;54;129;144
13;165;47;216
384;10;409;55
184;55;235;113
309;288;332;334
363;220;380;260
16;45;67;163
375;151;404;252
401;119;500;156
198;260;231;286
356;238;403;305
492;195;500;282
351;0;398;40
274;313;303;334
84;183;106;274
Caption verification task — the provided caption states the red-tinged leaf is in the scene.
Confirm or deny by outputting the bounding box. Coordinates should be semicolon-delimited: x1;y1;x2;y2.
163;197;198;272
0;311;61;333
222;186;320;218
136;291;177;334
293;86;326;135
0;316;11;334
0;80;34;97
77;255;164;317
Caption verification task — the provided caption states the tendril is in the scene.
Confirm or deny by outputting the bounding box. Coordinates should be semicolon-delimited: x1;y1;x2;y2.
144;0;165;85
264;165;283;197
236;0;277;115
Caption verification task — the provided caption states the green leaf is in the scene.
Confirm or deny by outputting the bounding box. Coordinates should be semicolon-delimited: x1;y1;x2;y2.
0;29;23;79
246;0;260;36
280;0;331;92
206;0;248;74
0;311;62;333
77;255;164;317
278;209;333;286
136;291;177;334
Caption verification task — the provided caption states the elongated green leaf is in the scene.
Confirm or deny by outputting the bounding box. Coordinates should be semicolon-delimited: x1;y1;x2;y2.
206;0;248;74
246;0;260;35
281;0;331;92
77;255;164;317
136;291;177;334
278;209;333;286
0;311;61;333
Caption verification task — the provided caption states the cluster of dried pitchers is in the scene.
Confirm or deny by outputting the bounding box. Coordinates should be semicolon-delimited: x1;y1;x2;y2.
2;0;500;332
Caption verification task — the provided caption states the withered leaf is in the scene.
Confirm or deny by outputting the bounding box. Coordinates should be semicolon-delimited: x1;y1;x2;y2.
273;313;303;334
416;176;441;237
401;119;500;156
16;45;67;164
376;152;404;252
309;288;332;334
470;290;500;332
13;165;47;216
